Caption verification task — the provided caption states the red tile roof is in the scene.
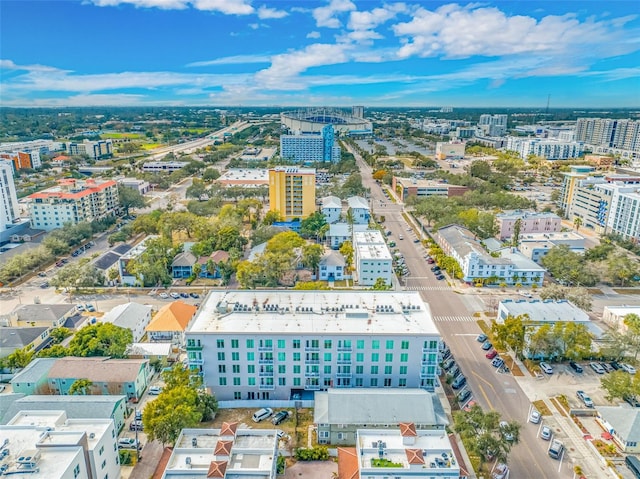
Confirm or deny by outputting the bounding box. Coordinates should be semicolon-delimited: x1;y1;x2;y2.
29;179;117;200
220;421;239;437
405;448;425;465
399;422;417;437
214;440;233;456
337;447;359;479
207;460;228;478
151;447;173;479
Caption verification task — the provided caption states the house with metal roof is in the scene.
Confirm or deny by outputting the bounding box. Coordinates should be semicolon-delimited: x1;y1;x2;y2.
10;358;57;395
1;394;127;431
321;195;342;224
101;302;152;342
318;250;348;281
346;196;370;224
314;389;448;446
597;406;640;453
46;357;150;400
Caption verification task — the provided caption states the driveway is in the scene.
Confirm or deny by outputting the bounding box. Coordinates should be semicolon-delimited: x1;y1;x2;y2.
284;460;337;479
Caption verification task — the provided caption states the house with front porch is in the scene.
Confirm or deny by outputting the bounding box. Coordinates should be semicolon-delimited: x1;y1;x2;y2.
145;300;197;345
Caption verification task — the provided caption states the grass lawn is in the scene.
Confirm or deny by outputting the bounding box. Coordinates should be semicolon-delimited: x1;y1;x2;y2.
613;288;640;295
141;143;162;150
532;399;552;416
102;132;144;139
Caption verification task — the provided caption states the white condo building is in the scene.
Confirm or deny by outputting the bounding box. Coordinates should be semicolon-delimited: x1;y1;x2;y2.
478;114;508;136
353;230;393;286
185;290;442;401
0;160;19;232
599;183;640;240
0;410;120;479
505;137;584;160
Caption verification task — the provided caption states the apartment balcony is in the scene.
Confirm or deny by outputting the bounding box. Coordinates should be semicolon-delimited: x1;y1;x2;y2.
189;358;204;366
186;344;202;350
258;346;273;352
420;370;430;379
337;346;352;352
304;383;321;391
259;370;274;377
337;359;352;365
259;383;275;391
336;372;352;378
304;370;320;378
258;358;274;365
305;346;320;352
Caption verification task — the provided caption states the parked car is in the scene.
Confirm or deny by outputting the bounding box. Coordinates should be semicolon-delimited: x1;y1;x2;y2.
477;334;488;343
435;274;445;281
148;386;162;395
610;360;621;371
539;362;553;374
135;410;142;420
486;350;498;359
189;293;200;298
492;463;509;479
529;410;541;424
540;425;552;441
457;389;472;403
40;282;49;289
576;390;594;408
170;292;180;299
118;438;141;449
37;272;47;277
252;408;274;422
492;358;504;368
271;410;290;425
481;341;493;351
398;235;404;240
85;304;95;312
158;292;169;299
624;395;640;408
426;258;435;264
451;375;466;389
430;266;441;272
600;362;614;373
499;421;514;441
129;421;144;431
590;362;606;374
621;363;637;375
569;361;583;373
442;358;455;370
180;292;189;298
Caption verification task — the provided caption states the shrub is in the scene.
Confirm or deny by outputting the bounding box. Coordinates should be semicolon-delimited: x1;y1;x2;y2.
295;446;330;461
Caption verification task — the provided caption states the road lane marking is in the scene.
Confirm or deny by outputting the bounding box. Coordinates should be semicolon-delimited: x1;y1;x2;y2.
471;371;497;410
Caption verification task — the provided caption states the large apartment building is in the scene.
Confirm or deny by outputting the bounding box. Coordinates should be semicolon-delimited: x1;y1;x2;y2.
495;210;562;241
28;178;119;231
353;230;393;286
505;137;584;160
280;124;341;163
0;160;19;232
268;167;316;220
66;139;113;159
185;290;441;401
0;150;41;170
575;118;640;152
478;114;508;136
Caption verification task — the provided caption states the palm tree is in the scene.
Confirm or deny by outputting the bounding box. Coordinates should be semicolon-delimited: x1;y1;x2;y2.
573;217;583;231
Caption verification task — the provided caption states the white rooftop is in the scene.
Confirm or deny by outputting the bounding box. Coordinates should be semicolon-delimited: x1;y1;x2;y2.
218;168;269;182
520;231;585;242
499;299;590;323
188;291;438;336
321;195;342;209
347;196;369;210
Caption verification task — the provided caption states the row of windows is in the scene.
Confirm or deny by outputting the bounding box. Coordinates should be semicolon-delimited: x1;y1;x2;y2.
216;364;413;376
210;351;428;363
226;376;411;393
206;338;423;350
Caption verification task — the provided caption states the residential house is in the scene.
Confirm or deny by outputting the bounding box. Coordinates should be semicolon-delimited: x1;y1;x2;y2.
101;302;152;342
125;342;175;364
337;424;461;479
318;250;348;281
160;423;279;478
201;250;230;279
1;410;119;479
497;299;602;359
171;251;198;279
171;250;230;279
10;358;57;395
435;225;545;286
597;406;640;453
1;395;128;432
321;195;342;224
0;303;78;330
145;301;197;344
314;389;448;445
47;357;150;400
346;196;370;224
119;235;159;286
0;326;50;358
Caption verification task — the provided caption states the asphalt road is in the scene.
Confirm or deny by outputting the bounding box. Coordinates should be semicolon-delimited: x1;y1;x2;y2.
347;144;574;479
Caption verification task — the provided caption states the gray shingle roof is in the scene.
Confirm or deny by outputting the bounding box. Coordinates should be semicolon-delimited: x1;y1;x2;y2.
0;327;49;349
347;196;369;209
314;388;448;426
48;357;147;383
102;302;151;331
171;251;198;267
320;250;346;267
5;304;75;323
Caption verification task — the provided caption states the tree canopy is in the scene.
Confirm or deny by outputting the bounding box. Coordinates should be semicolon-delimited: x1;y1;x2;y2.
67;323;133;358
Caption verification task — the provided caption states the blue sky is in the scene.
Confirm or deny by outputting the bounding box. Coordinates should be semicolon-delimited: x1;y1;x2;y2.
1;0;639;107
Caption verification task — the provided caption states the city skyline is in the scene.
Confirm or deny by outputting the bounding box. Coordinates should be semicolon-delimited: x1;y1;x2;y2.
1;0;639;108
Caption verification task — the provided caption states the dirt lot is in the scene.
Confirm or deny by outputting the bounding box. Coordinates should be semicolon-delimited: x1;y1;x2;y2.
202;407;316;449
284;460;338;479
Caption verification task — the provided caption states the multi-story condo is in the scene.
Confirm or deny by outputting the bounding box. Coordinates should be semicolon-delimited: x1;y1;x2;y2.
185;290;442;401
0;150;41;170
436;225;545;286
0;410;120;479
268;167;316;220
66;139;113;159
600;183;640;240
320;195;342;224
435;141;466;160
391;177;468;202
495;210;562;241
575;118;640;161
353;231;393;286
28;178;119;231
505;137;584;160
478;114;508;136
161;425;278;479
280;124;341;163
0;160;19;232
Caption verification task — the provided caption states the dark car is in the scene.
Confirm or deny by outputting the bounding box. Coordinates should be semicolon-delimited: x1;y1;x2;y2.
457;389;472;403
40;282;49;289
435;275;445;281
180;292;189;298
600;362;614;373
271;410;290;425
37;272;47;277
481;341;493;351
569;361;583;373
624;395;640;408
189;293;200;299
430;266;440;272
610;361;621;371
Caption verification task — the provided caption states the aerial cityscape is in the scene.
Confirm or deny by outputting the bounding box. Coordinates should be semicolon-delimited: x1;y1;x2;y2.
1;2;639;479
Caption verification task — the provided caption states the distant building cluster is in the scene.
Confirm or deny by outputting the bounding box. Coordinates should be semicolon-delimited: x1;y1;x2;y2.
66;139;113;159
280;124;341;163
505;137;584;160
0;139;64;170
575;118;640;160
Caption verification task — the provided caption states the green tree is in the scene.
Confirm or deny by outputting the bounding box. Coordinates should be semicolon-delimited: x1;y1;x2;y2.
143;386;202;445
600;371;640;402
67;323;133;358
527;324;558;359
37;345;69;358
186;179;208;200
69;379;93;395
555;322;592;360
339;241;354;273
606;253;639;287
202;168;221;181
118;187;146;217
51;262;105;289
302;244;324;278
371;277;391;290
49;327;72;344
4;347;35;370
300;212;328;239
453;404;520;467
491;314;527;356
573;217;583;231
263;210;282;225
511;218;522;247
624;313;640;360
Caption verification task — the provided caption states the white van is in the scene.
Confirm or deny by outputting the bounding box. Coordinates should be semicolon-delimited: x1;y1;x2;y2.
252;408;273;422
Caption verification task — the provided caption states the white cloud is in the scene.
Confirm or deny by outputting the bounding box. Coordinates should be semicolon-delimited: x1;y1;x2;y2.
191;0;253;14
90;0;255;14
257;5;288;19
307;31;321;39
0;59;68;73
90;0;190;9
186;54;272;67
347;5;405;31
312;0;355;28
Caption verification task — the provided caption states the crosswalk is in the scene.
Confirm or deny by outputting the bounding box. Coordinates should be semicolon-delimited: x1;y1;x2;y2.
404;286;451;291
433;315;477;322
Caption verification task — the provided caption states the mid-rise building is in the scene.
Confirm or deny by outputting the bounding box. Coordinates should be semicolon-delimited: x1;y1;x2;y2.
338;424;461;479
66;139;113;159
217;168;269;187
118;177;150;194
161;424;279;479
185;290;441;401
280;124;341;163
505;137;584;160
602;305;640;332
575;118;640;152
435;141;465;160
518;231;586;263
600;183;640;240
0;410;120;479
391;177;468;202
0;160;19;232
353;231;392;286
0;150;41;170
268;167;316;220
141;161;189;172
495;210;562;241
436;225;545;286
479;114;508;136
28;178;119;231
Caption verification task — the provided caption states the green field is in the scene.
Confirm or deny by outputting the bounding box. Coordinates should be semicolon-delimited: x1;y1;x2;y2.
141;143;162;150
102;132;144;139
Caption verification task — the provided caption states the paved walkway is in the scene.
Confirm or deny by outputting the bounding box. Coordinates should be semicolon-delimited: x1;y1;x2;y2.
128;440;164;479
